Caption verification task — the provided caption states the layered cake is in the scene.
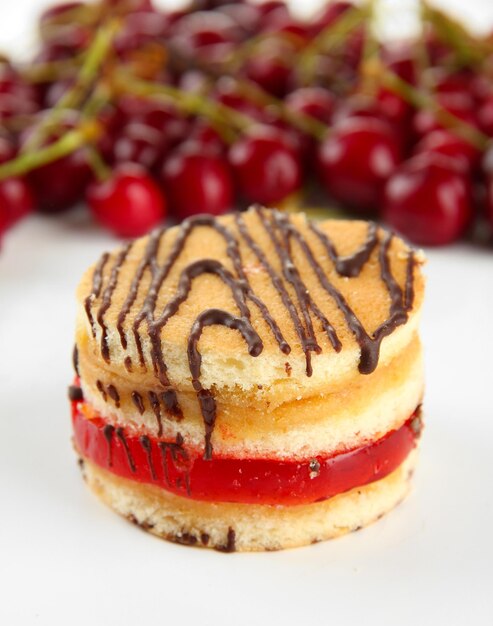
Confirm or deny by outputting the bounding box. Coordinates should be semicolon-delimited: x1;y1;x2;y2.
71;205;425;551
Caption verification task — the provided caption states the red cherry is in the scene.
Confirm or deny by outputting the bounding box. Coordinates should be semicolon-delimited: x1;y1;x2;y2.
171;11;240;52
256;2;290;23
162;145;234;219
413;129;480;174
0;136;15;163
382;153;473;246
486;178;493;230
22;114;91;213
285;87;335;124
0;177;34;231
86;163;166;237
413;93;477;138
229;126;302;205
112;122;166;171
478;95;493;136
115;11;169;55
318;117;401;212
188;120;225;155
217;4;261;34
382;43;416;85
310;1;351;34
244;41;293;97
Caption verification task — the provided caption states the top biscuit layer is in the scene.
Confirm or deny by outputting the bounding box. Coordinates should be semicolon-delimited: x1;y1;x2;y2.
76;206;425;452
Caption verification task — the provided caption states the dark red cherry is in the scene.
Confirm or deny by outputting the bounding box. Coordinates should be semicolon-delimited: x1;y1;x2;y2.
22;113;91;213
478;95;493;136
171;11;241;52
487;178;493;231
229;126;302;205
0;136;15;163
382;43;416;85
112;122;167;171
413;129;480;174
86;163;166;237
188;120;226;155
309;1;351;35
382;153;473;246
285;87;335;124
162;145;234;219
115;11;169;55
217;4;261;34
318;117;401;212
413;93;477;138
0;177;34;231
244;41;294;97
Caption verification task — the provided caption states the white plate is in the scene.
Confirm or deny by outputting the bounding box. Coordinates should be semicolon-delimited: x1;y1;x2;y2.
1;211;492;626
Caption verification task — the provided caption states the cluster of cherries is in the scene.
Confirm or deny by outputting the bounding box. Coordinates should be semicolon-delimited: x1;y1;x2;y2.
1;0;493;246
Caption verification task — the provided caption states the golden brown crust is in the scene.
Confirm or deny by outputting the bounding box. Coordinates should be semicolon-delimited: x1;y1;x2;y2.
76;209;425;400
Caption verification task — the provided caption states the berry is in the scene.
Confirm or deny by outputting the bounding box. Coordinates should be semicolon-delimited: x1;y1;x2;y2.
285;87;335;124
229;126;302;205
112;122;166;171
413;129;480;174
86;163;166;237
412;93;477;138
382;153;473;246
162;145;233;219
243;40;294;97
318;117;401;212
0;177;34;231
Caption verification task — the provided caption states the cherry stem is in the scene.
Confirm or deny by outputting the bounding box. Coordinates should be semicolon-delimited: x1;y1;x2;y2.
86;146;111;182
112;71;251;142
23;18;120;153
0;122;99;180
298;5;369;84
381;70;489;150
232;79;327;140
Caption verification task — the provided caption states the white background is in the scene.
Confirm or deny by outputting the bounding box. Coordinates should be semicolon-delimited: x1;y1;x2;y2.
1;2;493;626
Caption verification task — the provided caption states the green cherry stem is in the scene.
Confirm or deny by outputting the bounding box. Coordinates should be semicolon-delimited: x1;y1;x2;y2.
23;18;120;153
381;70;489;150
0;122;99;181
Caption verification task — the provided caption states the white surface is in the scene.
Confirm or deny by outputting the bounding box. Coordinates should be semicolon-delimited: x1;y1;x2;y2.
1;0;493;624
1;213;493;626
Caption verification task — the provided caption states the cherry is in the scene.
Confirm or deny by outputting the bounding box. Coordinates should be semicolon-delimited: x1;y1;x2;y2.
214;77;266;121
117;96;189;147
162;145;234;219
477;95;493;136
111;122;166;171
486;178;493;231
317;117;401;212
0;177;34;232
86;163;166;237
285;87;335;124
412;92;477;139
0;136;15;163
171;11;241;53
229;126;302;205
39;2;84;25
22;113;91;213
256;2;290;23
244;40;294;97
382;153;473;246
309;1;351;35
188;120;225;155
217;4;261;34
413;129;480;174
115;11;169;55
382;43;416;85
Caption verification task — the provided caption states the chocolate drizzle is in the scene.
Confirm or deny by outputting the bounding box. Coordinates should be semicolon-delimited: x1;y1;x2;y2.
107;384;120;408
140;435;156;479
116;427;136;473
84;208;418;459
103;424;115;467
131;391;145;415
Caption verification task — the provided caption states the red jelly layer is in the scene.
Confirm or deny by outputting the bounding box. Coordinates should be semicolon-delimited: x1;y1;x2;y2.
72;398;420;506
